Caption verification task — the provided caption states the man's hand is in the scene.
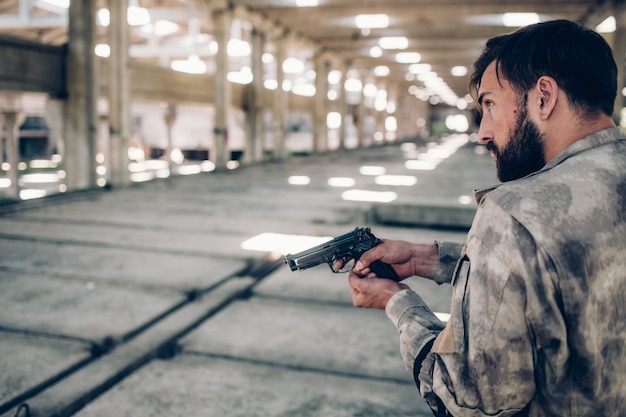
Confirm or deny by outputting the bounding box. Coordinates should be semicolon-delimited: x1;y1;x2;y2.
347;270;408;309
352;239;439;280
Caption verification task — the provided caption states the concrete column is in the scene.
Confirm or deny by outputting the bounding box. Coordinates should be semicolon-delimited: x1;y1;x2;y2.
213;9;232;169
163;104;177;164
0;94;23;199
45;97;64;157
245;28;265;164
272;34;287;160
613;3;626;125
108;0;130;187
313;52;328;153
65;0;98;190
338;60;348;149
356;70;365;148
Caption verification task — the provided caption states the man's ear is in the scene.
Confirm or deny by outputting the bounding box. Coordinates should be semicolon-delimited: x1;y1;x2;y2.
534;76;559;120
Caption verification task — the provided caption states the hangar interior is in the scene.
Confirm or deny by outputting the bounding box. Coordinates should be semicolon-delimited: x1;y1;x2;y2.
0;0;624;200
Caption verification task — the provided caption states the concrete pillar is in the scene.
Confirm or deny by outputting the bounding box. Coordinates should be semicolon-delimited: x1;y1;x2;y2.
163;104;177;164
45;97;64;157
338;60;348;149
245;28;265;164
313;52;328;153
273;34;287;160
108;0;131;187
356;70;366;148
613;3;626;125
0;94;23;199
65;0;98;190
213;9;232;169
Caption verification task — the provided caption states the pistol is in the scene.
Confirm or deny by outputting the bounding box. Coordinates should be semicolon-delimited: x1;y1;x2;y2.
284;227;400;281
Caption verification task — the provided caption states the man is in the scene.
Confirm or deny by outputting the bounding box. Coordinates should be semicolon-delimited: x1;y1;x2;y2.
347;20;626;416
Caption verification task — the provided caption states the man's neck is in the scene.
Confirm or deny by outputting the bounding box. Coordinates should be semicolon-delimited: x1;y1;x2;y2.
543;114;616;162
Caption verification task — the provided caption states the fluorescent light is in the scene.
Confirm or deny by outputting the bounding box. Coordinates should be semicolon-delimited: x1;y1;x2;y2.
283;57;305;73
369;46;383;58
355;14;389;29
97;8;110;26
502;13;539;27
596;16;616;33
171;55;206;74
292;83;316;96
363;83;377;98
227;67;253;84
344;78;363;92
395;52;421;64
408;63;431;74
451;66;467;76
374;65;390;77
227;39;251;57
264;79;278;90
328;70;342;84
38;0;69;8
379;36;408;50
128;5;151;26
327;112;342;129
95;44;110;58
295;0;319;6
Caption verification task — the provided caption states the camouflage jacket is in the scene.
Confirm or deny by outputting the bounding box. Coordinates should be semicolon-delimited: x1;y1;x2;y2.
386;127;626;416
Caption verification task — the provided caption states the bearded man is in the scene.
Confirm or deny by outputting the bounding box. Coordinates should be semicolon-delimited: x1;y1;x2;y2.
347;19;626;417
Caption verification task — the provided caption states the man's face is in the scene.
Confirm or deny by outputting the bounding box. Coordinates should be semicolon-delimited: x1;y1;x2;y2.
477;62;546;182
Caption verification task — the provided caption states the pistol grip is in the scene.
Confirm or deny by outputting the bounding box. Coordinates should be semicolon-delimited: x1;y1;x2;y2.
370;260;401;282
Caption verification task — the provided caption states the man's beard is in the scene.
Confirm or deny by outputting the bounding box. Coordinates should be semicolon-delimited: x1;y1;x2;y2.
487;103;546;182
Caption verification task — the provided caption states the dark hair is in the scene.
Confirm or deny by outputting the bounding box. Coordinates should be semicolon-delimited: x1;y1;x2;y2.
469;19;617;117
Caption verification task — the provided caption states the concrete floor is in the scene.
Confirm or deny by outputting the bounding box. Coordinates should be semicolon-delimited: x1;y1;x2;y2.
0;136;497;417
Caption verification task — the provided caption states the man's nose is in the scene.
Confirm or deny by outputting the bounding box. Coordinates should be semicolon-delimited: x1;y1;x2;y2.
476;121;493;145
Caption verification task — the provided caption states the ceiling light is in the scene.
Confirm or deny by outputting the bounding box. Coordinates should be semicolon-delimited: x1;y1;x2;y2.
379;36;408;50
142;20;179;37
328;70;342;84
295;0;319;6
355;14;389;29
264;79;278;90
38;0;69;8
451;66;467;76
369;46;383;58
502;13;539;27
227;39;251;57
363;83;377;98
596;16;616;33
395;52;421;64
344;78;363;92
128;4;151;26
94;44;110;58
171;55;206;74
97;9;110;26
374;66;390;77
409;63;431;74
292;83;316;96
283;57;305;73
227;67;253;84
